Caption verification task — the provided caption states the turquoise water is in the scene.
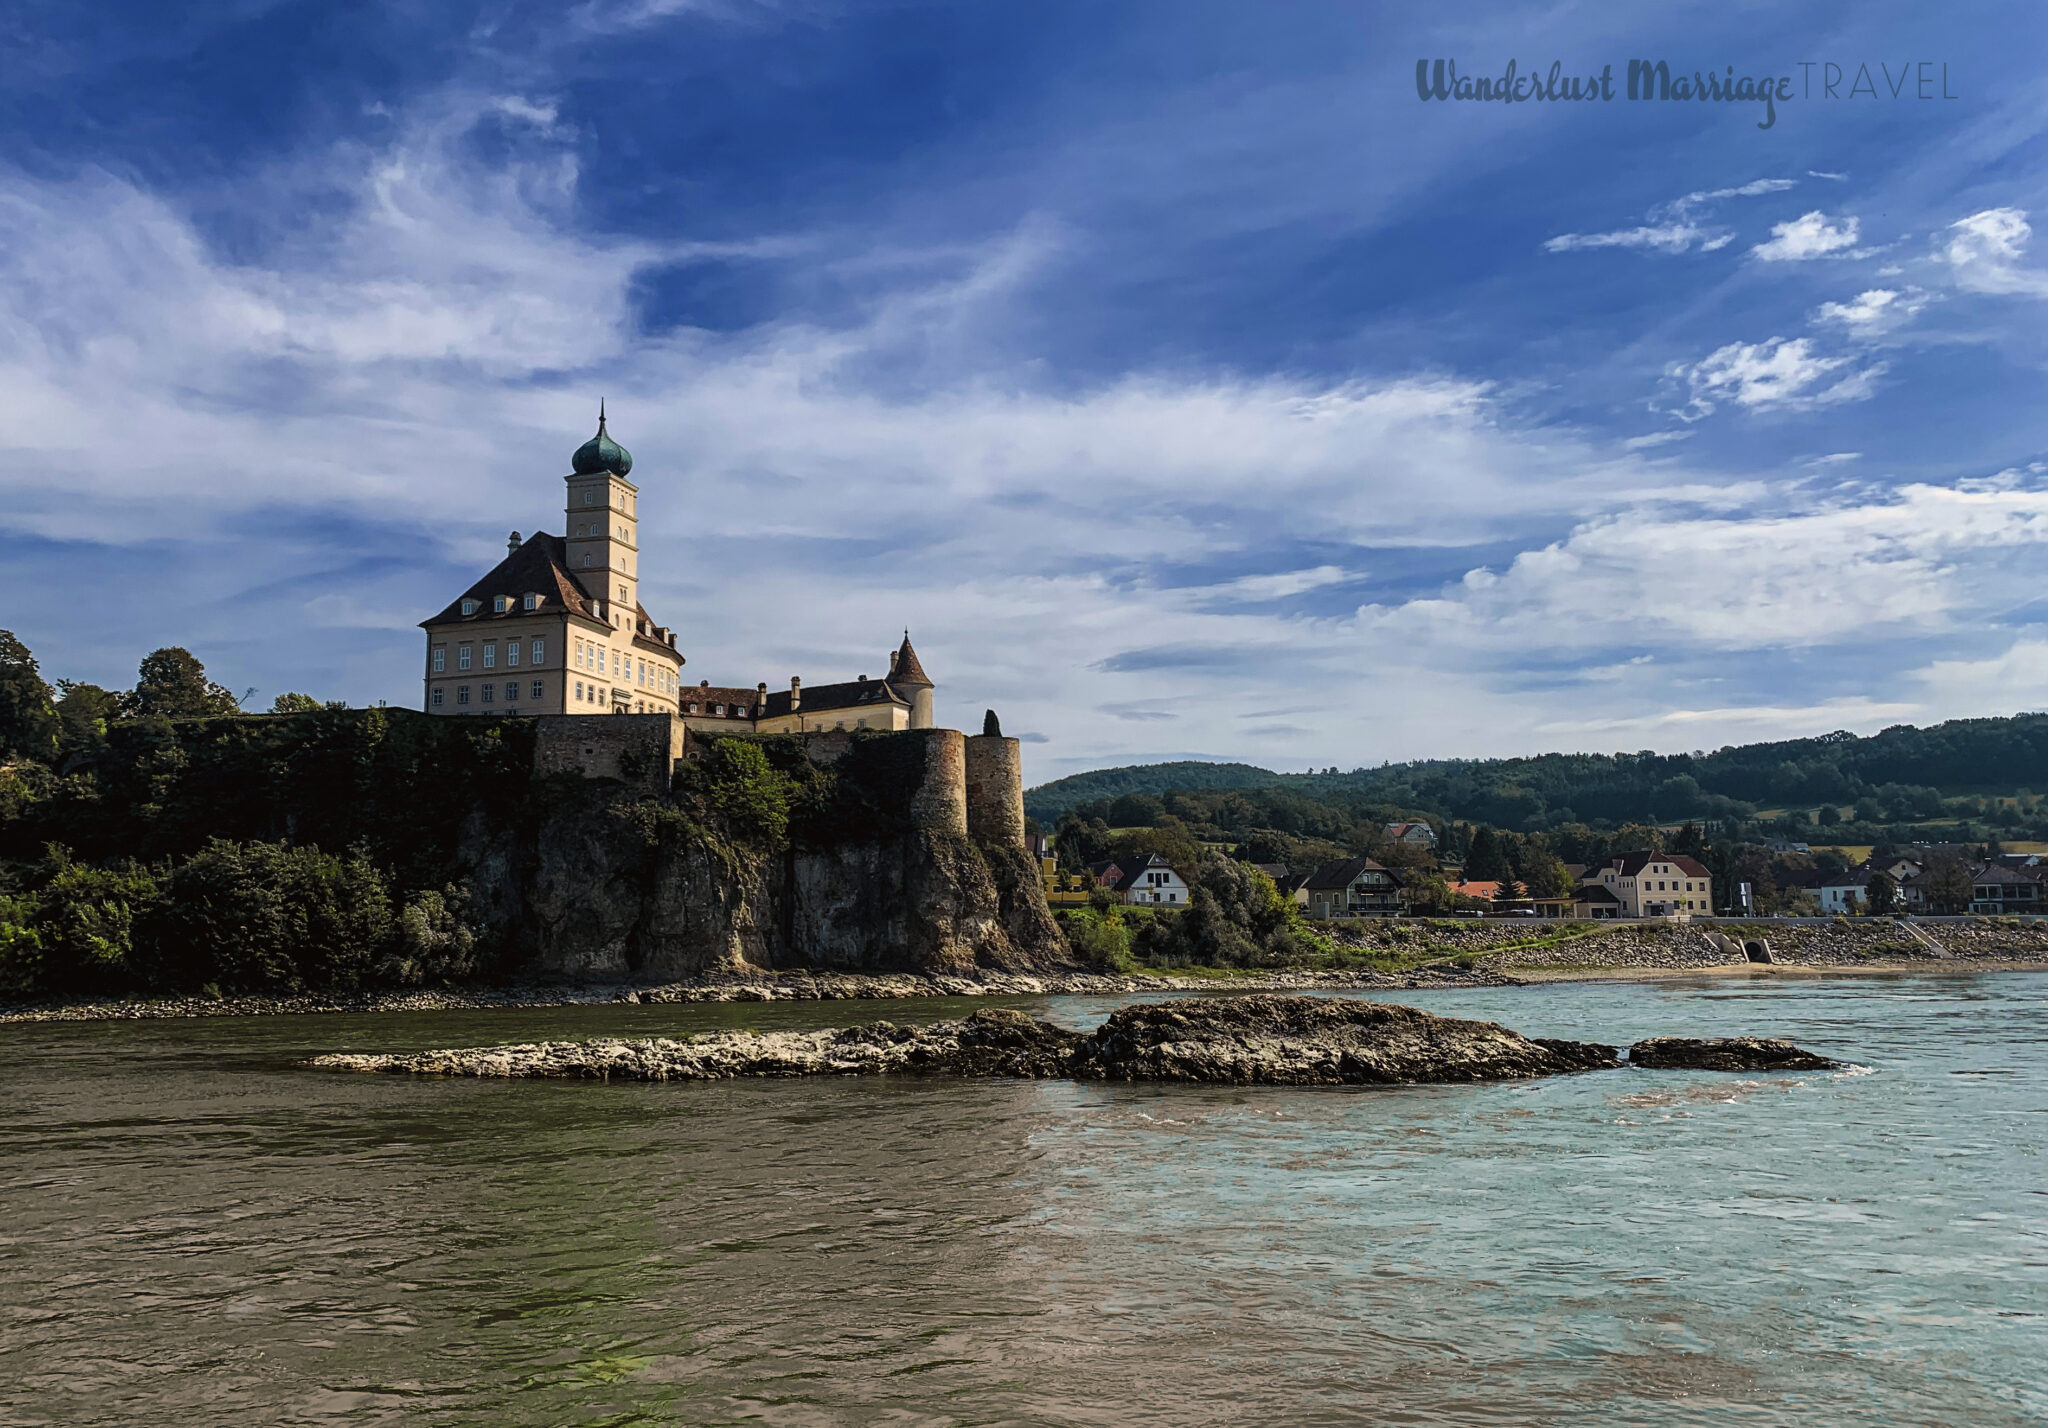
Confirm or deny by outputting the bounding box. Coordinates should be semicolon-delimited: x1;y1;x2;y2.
1;973;2041;1425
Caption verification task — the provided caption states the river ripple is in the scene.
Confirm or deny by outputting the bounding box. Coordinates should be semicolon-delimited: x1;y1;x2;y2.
1;973;2041;1426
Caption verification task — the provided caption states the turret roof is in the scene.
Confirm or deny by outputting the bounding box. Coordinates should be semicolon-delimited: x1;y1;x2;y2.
890;633;932;687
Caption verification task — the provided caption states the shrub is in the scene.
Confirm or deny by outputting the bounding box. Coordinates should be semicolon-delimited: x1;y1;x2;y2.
33;851;162;994
381;885;481;985
0;893;44;996
136;839;394;992
1058;905;1133;972
689;739;796;845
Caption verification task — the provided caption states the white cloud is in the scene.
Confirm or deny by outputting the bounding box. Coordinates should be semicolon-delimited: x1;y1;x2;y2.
1357;479;2048;655
1810;287;1930;335
1545;178;1794;256
1668;337;1885;417
1938;207;2048;296
1545;224;1704;254
1750;211;1863;261
0;97;2040;770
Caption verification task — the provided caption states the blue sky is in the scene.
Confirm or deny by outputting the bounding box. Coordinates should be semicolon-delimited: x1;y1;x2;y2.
3;1;2047;775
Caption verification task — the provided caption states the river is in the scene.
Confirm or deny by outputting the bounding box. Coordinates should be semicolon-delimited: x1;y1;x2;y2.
1;972;2040;1426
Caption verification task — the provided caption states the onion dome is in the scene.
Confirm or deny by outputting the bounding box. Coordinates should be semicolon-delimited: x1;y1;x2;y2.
571;402;633;478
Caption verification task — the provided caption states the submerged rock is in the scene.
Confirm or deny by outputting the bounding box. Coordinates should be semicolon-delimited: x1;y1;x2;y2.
1627;1036;1839;1071
309;995;1621;1085
1074;995;1619;1084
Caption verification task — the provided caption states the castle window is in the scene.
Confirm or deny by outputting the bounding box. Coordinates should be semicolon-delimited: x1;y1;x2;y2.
505;683;518;702
457;685;470;705
431;688;444;707
582;554;593;568
493;595;510;613
432;647;445;673
532;639;545;665
585;490;597;505
482;643;496;669
688;703;698;714
458;646;472;671
460;598;480;616
524;592;539;611
575;681;584;700
712;704;723;715
481;684;494;703
531;681;543;701
506;641;520;668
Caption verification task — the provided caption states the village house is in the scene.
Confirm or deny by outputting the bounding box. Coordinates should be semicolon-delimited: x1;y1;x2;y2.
1969;861;2044;914
1297;857;1405;918
1383;821;1437;849
1818;870;1876;915
1579;852;1713;918
1086;853;1192;907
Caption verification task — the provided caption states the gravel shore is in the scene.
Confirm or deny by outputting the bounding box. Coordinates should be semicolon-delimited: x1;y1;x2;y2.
7;919;2042;1023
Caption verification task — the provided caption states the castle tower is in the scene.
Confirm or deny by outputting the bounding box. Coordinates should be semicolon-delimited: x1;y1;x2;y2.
890;632;934;729
563;404;640;629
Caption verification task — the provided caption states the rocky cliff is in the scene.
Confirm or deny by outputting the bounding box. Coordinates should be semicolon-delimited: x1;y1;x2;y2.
2;709;1073;984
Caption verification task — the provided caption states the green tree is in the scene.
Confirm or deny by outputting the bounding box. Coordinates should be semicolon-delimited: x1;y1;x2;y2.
1917;854;1973;914
1464;826;1510;882
54;681;121;758
270;692;323;714
1520;852;1573;900
1866;871;1899;916
695;739;796;844
128;648;241;720
0;631;59;763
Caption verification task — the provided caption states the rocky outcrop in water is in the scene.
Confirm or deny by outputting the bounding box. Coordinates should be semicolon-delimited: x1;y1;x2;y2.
310;1006;1081;1081
1072;995;1619;1084
1627;1036;1839;1071
309;994;1623;1085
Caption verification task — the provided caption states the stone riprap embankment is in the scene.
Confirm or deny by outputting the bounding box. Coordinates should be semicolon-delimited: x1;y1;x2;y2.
311;995;1648;1086
1627;1036;1841;1072
1328;916;2048;974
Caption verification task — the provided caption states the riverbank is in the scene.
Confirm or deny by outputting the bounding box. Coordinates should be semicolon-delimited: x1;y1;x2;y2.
5;928;2043;1024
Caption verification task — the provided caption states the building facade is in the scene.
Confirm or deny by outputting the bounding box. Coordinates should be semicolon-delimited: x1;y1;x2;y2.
421;413;935;729
1298;857;1405;918
1086;853;1192;906
1579;852;1713;918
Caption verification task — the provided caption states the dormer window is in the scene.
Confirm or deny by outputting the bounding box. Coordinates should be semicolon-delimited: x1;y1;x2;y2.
460;598;481;616
492;595;511;613
523;592;540;610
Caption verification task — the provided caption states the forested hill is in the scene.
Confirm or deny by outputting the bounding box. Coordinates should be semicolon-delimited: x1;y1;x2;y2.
1025;713;2048;831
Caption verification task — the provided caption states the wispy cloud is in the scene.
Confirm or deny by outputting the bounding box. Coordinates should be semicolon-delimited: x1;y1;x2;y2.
1810;287;1930;335
1545;178;1795;256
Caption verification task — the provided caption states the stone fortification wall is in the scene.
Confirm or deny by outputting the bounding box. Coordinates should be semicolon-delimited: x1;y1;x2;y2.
532;713;685;792
963;734;1026;849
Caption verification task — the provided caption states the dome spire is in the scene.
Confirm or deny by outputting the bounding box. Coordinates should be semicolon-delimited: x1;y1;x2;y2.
571;404;633;478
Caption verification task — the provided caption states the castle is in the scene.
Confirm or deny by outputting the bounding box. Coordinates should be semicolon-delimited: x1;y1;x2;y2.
420;411;935;734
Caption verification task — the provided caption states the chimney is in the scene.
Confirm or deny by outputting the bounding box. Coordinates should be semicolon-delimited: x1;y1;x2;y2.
508;531;522;553
790;675;802;711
